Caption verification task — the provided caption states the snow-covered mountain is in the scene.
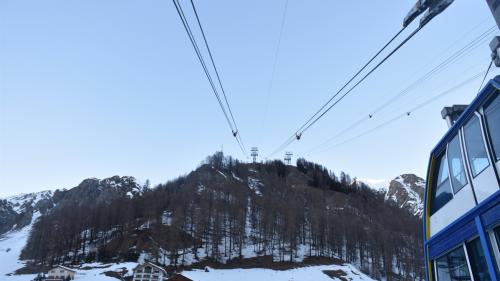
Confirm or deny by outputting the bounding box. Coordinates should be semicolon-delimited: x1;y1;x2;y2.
385;174;425;216
0;190;53;235
0;176;147;237
0;158;423;281
360;174;425;216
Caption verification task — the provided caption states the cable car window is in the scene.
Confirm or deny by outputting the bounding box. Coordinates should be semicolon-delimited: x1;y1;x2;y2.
464;116;490;177
431;153;453;215
484;94;500;162
435;246;472;281
495;226;500;250
447;134;468;193
466;238;492;281
494;226;500;274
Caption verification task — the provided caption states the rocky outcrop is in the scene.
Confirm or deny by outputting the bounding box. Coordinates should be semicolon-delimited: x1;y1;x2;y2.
0;176;146;236
385;174;425;216
0;191;54;235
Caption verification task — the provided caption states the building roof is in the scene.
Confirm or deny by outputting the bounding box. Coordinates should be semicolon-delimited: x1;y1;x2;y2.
133;261;167;274
431;75;500;156
50;265;76;273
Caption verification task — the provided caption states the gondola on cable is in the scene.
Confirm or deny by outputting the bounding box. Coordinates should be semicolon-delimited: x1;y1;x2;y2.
423;77;500;281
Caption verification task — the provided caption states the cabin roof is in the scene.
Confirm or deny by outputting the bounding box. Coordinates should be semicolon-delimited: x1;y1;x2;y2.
431;75;500;156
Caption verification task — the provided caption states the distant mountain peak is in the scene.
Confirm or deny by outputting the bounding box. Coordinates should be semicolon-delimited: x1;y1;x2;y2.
0;190;54;234
385;174;425;216
359;174;425;216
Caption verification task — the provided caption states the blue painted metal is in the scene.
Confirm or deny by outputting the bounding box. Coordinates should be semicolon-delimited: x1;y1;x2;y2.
423;76;500;281
431;76;500;156
482;202;500;228
428;219;476;259
426;190;500;246
475;216;499;281
423;156;431;281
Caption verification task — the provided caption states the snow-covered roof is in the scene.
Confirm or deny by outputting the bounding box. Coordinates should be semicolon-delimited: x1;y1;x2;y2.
134;261;167;274
51;265;76;273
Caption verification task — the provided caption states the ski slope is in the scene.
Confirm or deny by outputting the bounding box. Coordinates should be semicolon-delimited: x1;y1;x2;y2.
182;264;376;281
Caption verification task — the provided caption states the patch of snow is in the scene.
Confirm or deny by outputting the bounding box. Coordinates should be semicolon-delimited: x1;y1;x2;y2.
4;191;52;214
232;172;243;182
6;262;139;281
217;170;227;179
162;211;172;226
0;212;40;276
74;262;137;281
386;176;424;216
247;177;263;196
197;184;206;194
358;178;390;192
182;264;376;281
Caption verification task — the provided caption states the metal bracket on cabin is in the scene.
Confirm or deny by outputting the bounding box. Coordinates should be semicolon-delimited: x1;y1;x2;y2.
403;0;455;28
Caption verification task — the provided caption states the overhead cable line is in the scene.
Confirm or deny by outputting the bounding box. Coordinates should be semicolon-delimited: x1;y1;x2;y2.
172;0;247;156
313;26;496;152
296;27;407;135
306;70;488;155
269;0;457;158
270;25;495;158
262;0;289;126
369;26;496;117
267;26;408;157
306;45;493;156
189;0;246;153
299;26;422;135
478;60;494;93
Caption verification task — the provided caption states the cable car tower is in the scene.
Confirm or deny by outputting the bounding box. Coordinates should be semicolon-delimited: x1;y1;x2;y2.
251;147;259;163
284;152;293;165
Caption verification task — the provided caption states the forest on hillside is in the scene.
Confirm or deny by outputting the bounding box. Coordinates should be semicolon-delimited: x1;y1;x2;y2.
22;152;423;281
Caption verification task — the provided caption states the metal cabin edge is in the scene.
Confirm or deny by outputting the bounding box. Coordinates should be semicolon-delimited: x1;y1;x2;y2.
423;75;500;281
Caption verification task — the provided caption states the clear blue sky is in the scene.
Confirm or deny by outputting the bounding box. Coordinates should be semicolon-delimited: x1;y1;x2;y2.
0;0;498;197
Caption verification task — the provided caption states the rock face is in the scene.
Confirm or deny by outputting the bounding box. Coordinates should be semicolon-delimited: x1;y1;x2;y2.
0;176;146;236
54;175;146;208
385;174;425;216
0;191;54;235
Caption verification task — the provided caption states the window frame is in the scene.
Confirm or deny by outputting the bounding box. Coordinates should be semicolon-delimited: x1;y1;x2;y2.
489;225;500;275
482;92;500;163
431;151;455;215
434;243;474;281
466;236;495;281
462;113;491;179
447;133;469;194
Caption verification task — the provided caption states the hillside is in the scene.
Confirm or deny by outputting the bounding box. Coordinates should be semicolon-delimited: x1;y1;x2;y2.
1;153;423;281
360;174;425;216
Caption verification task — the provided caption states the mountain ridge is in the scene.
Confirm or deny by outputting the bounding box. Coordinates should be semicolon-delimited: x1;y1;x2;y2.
1;153;424;281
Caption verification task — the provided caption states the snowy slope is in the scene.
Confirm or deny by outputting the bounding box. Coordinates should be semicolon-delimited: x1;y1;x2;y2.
0;213;39;277
384;175;425;216
357;179;390;192
359;174;424;216
4;191;53;214
182;264;376;281
0;220;136;281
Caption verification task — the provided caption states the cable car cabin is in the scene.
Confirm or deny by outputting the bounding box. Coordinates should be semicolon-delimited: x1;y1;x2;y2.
424;76;500;281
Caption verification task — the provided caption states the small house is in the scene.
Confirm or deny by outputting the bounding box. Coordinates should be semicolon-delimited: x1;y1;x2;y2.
132;261;169;281
46;265;76;281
